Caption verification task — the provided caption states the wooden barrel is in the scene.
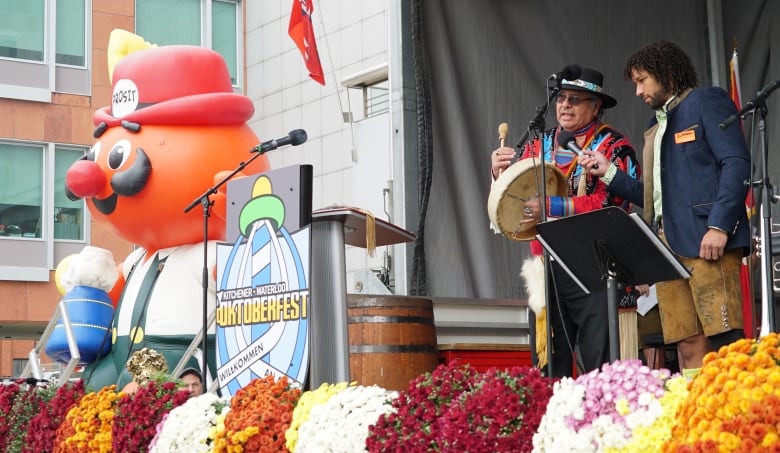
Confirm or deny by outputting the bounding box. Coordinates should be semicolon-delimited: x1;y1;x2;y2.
347;294;439;391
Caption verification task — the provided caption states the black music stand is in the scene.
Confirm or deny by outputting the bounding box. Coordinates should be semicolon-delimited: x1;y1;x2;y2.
535;207;691;362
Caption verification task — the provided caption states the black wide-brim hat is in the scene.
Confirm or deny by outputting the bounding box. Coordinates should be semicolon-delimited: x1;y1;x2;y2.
560;67;617;109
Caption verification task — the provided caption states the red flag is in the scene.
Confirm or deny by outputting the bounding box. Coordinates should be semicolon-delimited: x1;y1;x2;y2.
730;49;755;218
729;49;743;112
288;0;325;85
731;47;756;338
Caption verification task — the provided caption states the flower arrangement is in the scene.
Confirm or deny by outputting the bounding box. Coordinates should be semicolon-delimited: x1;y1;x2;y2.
368;361;482;451
212;374;302;452
22;380;85;453
286;381;352;451
665;333;780;451
617;375;689;452
294;384;397;452
367;362;556;452
149;392;230;453
0;381;21;451
434;366;554;452
6;382;53;453
533;359;673;452
53;384;121;453
13;345;780;452
112;376;191;452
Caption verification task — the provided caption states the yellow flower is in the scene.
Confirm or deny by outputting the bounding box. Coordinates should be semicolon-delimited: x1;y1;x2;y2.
664;333;780;452
285;381;352;451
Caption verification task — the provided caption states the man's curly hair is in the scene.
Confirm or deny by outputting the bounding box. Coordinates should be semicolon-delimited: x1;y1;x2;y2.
623;40;698;95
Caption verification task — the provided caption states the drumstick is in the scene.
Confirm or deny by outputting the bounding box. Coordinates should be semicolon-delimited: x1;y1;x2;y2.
497;122;509;176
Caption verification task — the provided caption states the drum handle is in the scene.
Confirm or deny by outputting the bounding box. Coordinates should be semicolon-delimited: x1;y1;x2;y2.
498;122;509;177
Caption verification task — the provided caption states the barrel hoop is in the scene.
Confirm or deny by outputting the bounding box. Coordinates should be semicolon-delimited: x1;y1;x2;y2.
348;315;434;325
347;298;433;309
349;344;438;354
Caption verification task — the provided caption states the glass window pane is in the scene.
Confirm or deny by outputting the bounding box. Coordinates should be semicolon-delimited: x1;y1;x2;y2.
0;0;45;62
54;146;85;240
212;0;237;85
0;143;43;239
56;0;86;66
136;0;201;46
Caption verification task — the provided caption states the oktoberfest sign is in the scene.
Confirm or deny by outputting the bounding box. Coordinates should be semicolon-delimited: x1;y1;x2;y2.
215;165;312;396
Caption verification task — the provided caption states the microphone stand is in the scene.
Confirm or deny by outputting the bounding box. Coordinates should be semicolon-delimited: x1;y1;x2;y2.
721;80;779;336
184;149;269;387
517;83;561;375
751;97;776;336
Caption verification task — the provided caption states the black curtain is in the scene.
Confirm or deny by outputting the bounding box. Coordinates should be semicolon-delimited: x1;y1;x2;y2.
413;0;778;299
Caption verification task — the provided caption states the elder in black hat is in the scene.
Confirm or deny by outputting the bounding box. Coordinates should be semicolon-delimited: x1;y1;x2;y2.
559;67;618;109
488;64;641;378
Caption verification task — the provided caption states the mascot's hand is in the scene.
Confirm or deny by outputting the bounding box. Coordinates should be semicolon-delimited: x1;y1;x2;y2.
212;170;251;224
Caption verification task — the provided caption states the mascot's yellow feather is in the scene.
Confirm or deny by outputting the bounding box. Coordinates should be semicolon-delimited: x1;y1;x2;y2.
107;29;157;83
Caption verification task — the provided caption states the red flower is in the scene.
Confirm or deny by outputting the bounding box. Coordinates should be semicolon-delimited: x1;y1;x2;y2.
367;362;556;453
112;378;190;453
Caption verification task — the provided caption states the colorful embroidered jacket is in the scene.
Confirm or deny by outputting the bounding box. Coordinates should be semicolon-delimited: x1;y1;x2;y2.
521;121;640;257
521;121;640;217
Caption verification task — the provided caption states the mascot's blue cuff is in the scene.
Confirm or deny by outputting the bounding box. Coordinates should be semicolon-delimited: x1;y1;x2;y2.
548;196;575;218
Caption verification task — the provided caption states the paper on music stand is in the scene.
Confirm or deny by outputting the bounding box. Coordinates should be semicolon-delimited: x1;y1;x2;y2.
636;284;658;316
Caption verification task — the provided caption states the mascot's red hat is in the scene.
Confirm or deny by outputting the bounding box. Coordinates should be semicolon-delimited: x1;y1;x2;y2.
93;45;254;127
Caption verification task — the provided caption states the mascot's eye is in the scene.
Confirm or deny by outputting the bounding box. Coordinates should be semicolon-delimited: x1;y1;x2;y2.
108;139;132;170
87;141;101;162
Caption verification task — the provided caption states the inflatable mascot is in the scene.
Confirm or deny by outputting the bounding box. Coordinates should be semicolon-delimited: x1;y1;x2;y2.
64;30;270;390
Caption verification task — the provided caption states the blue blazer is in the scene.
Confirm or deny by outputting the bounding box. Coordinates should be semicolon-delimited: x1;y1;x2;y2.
607;87;751;258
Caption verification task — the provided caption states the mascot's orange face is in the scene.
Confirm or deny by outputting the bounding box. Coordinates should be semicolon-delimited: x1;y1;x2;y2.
63;42;269;252
65;123;269;252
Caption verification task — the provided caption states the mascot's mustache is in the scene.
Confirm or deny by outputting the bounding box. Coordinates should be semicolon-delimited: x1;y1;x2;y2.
65;148;152;215
112;148;151;197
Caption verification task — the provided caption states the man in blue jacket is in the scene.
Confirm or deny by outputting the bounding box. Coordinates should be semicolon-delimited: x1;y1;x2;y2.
580;40;751;379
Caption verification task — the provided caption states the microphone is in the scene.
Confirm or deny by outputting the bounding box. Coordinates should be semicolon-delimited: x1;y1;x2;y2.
720;79;780;129
549;64;582;82
557;129;597;169
251;129;308;153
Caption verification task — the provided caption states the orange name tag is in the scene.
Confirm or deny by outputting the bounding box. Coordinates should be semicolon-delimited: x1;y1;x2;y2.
675;129;696;144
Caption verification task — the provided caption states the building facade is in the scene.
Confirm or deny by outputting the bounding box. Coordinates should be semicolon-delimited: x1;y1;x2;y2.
0;0;402;378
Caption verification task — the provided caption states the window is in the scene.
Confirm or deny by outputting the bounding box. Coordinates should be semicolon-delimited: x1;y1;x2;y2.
0;142;85;241
54;146;86;240
0;0;45;61
365;80;389;118
56;0;87;66
136;0;241;86
0;0;90;101
13;358;28;377
0;142;44;239
341;63;390;121
0;141;87;281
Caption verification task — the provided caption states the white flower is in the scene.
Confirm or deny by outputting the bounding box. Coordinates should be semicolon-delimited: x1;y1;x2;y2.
294;385;397;453
532;360;674;453
149;392;230;453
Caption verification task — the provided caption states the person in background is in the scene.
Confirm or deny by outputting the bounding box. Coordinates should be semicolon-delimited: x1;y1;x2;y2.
490;67;640;378
179;368;203;397
580;40;751;379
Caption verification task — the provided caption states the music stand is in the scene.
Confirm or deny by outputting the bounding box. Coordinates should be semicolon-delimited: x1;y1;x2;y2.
535;207;690;362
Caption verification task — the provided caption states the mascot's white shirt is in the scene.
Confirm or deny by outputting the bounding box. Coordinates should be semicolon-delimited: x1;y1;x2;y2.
115;241;217;338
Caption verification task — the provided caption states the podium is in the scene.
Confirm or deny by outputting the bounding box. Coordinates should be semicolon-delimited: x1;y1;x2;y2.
535;207;690;362
310;207;415;387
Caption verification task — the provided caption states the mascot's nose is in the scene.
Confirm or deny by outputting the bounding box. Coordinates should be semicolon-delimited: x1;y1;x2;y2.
66;159;107;198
